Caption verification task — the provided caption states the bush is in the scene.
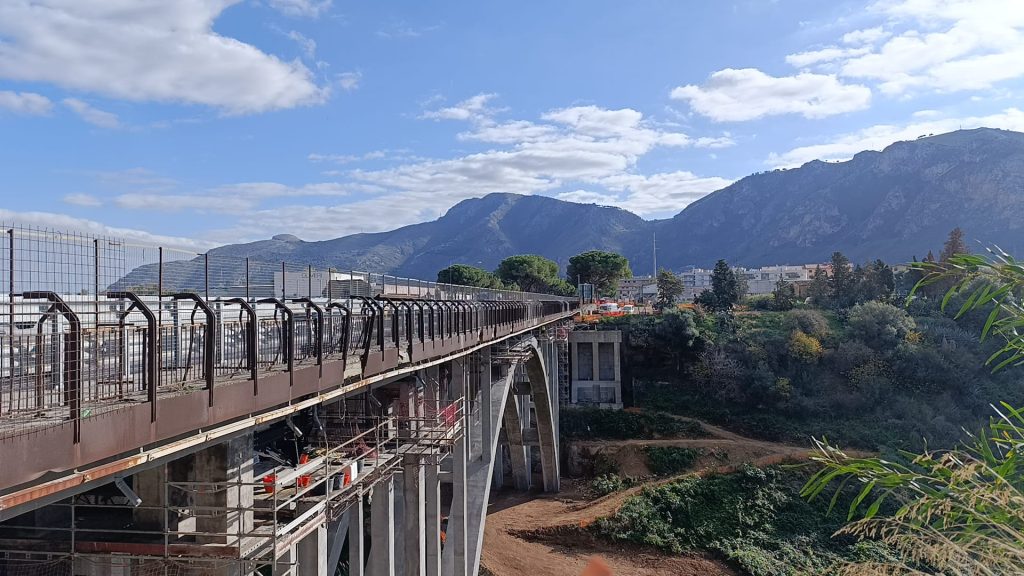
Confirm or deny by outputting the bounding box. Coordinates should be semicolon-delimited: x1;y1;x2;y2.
783;309;830;339
590;473;629;496
560;407;707;440
846;301;916;349
788;330;823;363
644;446;702;476
594;466;892;575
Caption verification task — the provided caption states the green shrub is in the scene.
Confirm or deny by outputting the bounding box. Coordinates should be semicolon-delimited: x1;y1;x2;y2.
560;407;707;440
644;446;702;476
589;473;629;496
783;309;830;339
846;301;916;349
594;465;891;575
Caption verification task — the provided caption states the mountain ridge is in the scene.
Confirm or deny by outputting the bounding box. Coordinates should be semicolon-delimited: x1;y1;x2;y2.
177;128;1024;281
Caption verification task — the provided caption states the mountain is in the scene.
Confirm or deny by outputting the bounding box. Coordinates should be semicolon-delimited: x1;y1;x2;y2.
122;128;1024;288
655;127;1024;267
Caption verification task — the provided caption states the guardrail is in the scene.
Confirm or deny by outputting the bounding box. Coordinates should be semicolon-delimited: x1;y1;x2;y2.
0;224;578;495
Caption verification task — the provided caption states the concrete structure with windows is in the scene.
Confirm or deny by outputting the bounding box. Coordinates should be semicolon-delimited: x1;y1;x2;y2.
616;275;656;303
569;330;623;409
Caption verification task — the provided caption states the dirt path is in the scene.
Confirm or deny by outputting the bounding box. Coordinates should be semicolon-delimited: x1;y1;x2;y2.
480;416;807;576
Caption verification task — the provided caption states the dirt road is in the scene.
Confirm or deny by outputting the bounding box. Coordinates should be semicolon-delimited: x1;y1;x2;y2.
480;416;807;576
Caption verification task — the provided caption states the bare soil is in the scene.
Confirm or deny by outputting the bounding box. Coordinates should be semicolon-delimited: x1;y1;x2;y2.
480;416;810;576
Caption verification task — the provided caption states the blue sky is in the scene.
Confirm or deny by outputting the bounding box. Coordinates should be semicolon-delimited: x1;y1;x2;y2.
1;0;1023;249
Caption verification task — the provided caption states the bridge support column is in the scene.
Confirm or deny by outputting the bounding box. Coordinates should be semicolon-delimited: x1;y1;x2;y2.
349;495;366;576
441;359;468;576
479;348;492;464
368;476;395;576
403;455;426;576
193;432;255;546
297;520;328;576
424;459;442;576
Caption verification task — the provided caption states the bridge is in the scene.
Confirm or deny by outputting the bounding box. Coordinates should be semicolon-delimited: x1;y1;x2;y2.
0;225;579;576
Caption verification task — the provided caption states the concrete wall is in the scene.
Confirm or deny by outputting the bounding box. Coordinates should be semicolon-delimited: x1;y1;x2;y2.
568;330;622;409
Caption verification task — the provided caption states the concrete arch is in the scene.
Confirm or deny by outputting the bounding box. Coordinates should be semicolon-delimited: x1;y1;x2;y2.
522;338;559;492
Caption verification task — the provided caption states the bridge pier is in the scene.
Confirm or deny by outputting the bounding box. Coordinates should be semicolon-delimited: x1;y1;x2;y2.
369;475;396;576
349;495;367;576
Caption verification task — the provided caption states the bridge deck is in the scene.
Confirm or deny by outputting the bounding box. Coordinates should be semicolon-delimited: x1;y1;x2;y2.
0;301;574;512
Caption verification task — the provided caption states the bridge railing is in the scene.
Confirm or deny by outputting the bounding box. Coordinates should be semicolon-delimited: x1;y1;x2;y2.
0;224;578;440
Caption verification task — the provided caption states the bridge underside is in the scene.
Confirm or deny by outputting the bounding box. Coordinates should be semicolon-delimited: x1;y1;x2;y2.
0;223;577;575
0;329;570;576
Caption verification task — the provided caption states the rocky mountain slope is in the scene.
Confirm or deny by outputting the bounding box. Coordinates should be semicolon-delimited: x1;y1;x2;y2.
123;128;1024;286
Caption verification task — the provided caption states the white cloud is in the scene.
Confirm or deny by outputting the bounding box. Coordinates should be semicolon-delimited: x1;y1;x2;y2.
786;46;871;68
558;171;734;215
0;209;214;251
0;1;328;114
421;93;499;121
0;90;52;115
784;1;1024;96
842;26;890;45
286;30;316;58
308;150;387;164
671;68;872;121
337;71;362;92
63;193;102;207
63;98;120;129
376;22;441;39
114;181;358;213
268;0;332;18
769;107;1024;167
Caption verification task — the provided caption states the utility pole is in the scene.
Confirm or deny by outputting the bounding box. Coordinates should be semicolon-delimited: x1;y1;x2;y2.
652;232;657;277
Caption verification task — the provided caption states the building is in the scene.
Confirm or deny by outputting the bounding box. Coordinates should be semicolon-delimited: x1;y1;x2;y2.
569;329;622;409
616;275;656;303
633;264;826;303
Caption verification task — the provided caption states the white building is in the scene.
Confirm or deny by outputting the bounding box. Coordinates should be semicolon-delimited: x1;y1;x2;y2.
626;264;821;302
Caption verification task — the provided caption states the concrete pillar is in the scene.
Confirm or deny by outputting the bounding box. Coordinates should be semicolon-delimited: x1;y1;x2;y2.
403;455;426;576
349;496;366;576
132;465;167;530
193;433;254;546
479;348;492;464
274;541;296;576
492;445;505;490
296;521;328;576
368;477;395;576
424;460;442;576
522;394;533;484
448;361;468;576
327;510;350;576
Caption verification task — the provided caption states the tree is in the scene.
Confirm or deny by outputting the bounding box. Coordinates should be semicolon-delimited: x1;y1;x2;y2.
695;259;739;312
567;251;632;297
829;251;855;308
436;264;505;289
856;259;895;303
846;301;916;349
939;226;969;262
770;278;796;311
804;248;1024;575
655;269;684;311
495;254;563;294
734;270;749;301
808;266;831;307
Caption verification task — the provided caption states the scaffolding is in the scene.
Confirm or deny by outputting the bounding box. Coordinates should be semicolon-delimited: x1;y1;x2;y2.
0;396;464;575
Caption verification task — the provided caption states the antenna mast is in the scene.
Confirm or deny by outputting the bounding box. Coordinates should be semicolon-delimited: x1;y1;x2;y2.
652;232;657;277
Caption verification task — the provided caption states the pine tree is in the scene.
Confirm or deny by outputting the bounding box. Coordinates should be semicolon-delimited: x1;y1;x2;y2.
829;251;855;309
940;227;969;262
696;259;739;312
771;278;797;311
808;266;831;307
